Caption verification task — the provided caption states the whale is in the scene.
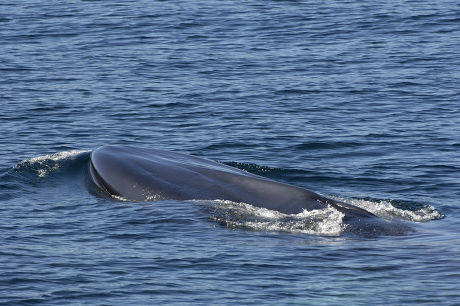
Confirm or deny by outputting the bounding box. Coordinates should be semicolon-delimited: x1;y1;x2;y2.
88;145;376;221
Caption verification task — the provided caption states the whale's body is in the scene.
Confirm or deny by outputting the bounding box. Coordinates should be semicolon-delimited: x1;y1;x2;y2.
89;145;375;220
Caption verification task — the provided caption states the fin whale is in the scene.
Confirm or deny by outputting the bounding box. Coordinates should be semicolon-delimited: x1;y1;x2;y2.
89;145;376;220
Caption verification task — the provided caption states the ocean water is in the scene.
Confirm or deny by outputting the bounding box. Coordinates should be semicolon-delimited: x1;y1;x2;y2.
1;0;459;304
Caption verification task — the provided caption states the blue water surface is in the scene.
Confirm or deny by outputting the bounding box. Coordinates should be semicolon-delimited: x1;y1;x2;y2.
1;0;459;304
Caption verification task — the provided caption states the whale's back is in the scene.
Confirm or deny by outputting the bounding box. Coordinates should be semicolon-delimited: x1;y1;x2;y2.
89;145;375;218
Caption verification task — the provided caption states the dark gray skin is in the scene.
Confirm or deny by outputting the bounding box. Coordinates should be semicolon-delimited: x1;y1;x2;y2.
89;145;376;221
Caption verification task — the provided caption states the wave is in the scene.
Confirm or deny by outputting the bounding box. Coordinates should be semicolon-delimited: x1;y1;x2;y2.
1;150;91;201
13;150;91;178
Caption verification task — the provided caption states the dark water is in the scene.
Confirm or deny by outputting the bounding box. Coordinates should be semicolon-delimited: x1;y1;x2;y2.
1;0;459;304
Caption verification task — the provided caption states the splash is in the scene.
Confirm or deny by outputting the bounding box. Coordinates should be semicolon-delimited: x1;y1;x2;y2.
198;194;442;236
14;150;90;178
111;194;130;202
328;196;444;222
200;200;347;236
